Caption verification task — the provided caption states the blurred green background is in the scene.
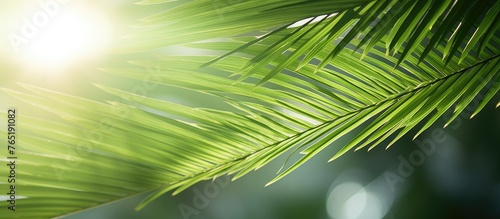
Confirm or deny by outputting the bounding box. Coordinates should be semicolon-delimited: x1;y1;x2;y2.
1;1;499;219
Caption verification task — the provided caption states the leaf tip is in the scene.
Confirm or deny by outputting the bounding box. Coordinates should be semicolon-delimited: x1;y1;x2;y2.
328;153;342;162
264;180;276;187
367;145;377;152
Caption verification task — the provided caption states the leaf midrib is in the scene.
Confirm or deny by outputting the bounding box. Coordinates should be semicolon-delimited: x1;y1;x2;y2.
168;53;500;186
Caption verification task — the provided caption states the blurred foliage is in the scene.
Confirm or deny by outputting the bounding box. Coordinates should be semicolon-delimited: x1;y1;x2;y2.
0;0;499;219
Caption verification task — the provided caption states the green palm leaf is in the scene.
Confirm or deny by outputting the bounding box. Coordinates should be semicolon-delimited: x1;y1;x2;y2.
1;0;499;218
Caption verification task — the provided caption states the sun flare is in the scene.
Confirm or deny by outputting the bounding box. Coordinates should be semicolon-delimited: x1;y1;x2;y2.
11;3;112;74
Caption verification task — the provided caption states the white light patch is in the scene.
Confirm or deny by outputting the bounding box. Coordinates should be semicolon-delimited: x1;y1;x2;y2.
16;4;111;74
288;13;338;28
327;182;386;219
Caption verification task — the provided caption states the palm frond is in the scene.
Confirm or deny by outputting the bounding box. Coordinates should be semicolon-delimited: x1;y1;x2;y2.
112;0;372;53
1;0;499;218
119;0;499;85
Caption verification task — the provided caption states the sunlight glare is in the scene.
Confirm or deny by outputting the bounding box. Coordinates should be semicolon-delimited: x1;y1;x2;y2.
19;5;111;74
